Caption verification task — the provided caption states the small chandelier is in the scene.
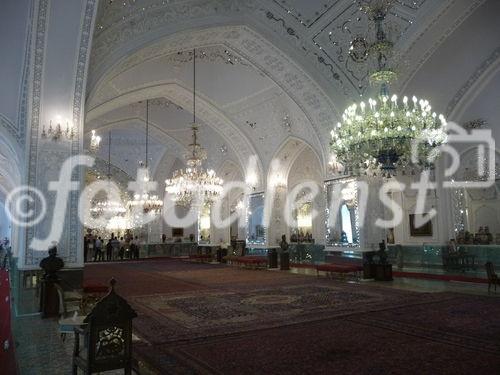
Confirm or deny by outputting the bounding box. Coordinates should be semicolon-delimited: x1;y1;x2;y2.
127;100;163;214
89;130;102;152
165;49;223;206
41;119;75;141
90;131;127;217
331;1;447;177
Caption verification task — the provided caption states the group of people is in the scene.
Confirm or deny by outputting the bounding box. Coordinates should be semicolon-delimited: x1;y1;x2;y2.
84;233;140;262
290;230;314;243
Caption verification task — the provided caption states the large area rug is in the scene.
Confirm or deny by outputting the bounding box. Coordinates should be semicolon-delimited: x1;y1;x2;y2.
84;259;500;374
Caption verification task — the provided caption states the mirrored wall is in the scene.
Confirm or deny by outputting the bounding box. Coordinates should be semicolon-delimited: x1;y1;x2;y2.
325;179;360;247
198;203;211;243
247;193;265;245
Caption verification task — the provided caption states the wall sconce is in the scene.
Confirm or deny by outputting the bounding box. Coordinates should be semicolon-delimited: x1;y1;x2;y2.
90;130;102;152
41;118;75;141
270;173;287;191
246;172;258;191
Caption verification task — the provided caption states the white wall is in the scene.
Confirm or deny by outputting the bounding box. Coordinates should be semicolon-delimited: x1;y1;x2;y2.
0;0;30;123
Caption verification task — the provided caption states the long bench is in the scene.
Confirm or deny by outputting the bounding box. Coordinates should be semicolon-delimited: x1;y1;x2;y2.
224;256;267;269
315;264;363;279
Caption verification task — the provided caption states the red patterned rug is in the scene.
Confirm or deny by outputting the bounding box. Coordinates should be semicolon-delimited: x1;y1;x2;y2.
84;258;500;374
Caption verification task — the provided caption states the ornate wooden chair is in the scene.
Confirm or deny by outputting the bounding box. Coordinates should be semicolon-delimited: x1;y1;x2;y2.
72;279;137;375
485;262;499;292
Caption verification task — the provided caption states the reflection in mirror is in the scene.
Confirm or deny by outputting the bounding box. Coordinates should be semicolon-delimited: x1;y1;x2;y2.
291;202;314;243
198;203;211;243
325;179;360;247
454;179;500;245
247;193;265;245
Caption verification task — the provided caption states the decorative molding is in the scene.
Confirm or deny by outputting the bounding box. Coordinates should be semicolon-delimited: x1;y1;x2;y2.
446;46;500;118
0;114;22;149
87;26;328;173
68;0;99;264
17;0;36;146
25;0;49;267
163;46;251;67
25;0;99;267
400;0;487;91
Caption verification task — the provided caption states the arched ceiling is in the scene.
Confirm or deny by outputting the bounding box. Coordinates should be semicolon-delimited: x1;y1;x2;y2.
85;0;500;185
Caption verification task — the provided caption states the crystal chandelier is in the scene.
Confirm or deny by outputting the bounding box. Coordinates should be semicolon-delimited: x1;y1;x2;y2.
165;49;223;206
127;100;163;214
330;1;447;177
90;131;127;217
89;130;102;152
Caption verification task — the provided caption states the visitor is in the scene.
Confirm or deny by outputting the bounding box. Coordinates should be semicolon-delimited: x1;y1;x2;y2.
128;236;135;260
94;237;103;261
279;234;290;270
133;236;140;259
83;235;89;263
111;236;120;260
106;238;113;261
162;233;166;243
119;236;125;260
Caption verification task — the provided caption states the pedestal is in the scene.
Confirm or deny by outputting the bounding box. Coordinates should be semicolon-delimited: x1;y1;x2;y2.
268;249;278;268
39;280;60;318
280;252;290;270
375;264;393;281
363;263;376;279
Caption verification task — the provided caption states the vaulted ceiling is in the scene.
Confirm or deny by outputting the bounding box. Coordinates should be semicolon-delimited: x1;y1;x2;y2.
84;0;500;187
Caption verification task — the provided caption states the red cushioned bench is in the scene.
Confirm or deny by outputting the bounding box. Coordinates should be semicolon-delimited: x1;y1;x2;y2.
230;256;267;269
188;254;213;263
315;264;363;279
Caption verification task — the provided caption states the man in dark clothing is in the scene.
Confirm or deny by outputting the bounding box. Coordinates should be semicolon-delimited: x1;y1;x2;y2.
106;238;113;261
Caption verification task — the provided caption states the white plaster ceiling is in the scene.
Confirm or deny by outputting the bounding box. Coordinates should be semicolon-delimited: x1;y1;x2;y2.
86;0;500;183
86;95;239;180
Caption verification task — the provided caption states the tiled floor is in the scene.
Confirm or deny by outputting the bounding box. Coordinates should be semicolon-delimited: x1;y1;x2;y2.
13;314;155;375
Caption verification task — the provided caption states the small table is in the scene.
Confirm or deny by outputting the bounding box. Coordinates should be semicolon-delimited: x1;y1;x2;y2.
59;315;87;341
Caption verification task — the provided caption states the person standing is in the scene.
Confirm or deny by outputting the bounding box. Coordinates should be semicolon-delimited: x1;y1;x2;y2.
133;236;140;259
111;236;120;260
119;236;125;260
279;234;290;270
106;238;113;261
83;235;89;263
94;237;103;262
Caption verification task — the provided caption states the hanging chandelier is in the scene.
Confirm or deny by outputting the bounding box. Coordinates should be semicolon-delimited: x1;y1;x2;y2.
126;100;164;214
89;129;102;153
165;49;223;206
90;131;127;217
330;1;447;177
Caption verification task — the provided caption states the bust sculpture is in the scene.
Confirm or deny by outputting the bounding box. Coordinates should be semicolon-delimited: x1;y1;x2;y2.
39;245;64;282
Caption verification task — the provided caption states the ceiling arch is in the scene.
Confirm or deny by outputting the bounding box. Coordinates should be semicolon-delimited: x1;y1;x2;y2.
268;136;324;188
87;25;332;173
86;80;264;189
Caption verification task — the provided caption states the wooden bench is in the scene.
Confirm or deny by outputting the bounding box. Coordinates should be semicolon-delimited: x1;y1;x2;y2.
315;264;363;279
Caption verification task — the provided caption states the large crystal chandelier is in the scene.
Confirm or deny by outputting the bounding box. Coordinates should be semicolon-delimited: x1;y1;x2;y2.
90;132;127;216
126;100;163;214
165;49;223;206
330;0;447;177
